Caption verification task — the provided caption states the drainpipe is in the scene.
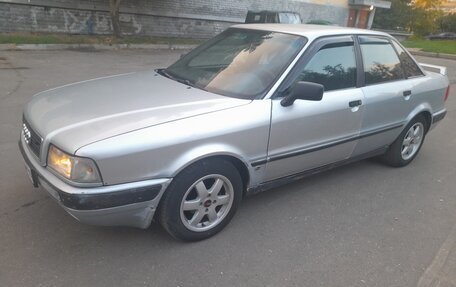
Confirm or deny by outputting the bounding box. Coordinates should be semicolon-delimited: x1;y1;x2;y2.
367;7;376;29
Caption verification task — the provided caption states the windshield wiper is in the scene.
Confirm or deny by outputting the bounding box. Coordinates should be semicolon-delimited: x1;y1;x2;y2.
156;69;199;89
156;68;175;81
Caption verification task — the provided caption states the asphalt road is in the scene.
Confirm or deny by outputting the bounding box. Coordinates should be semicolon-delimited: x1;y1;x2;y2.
0;50;455;287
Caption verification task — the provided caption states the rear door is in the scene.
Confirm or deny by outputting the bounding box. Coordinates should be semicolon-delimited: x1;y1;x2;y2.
352;36;415;156
264;36;365;181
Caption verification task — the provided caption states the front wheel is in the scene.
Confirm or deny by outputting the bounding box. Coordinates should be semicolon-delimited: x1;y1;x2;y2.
381;115;427;167
158;158;243;241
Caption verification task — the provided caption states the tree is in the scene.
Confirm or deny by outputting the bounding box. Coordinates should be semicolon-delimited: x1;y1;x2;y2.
410;8;443;36
373;0;413;31
439;13;456;32
412;0;442;9
109;0;122;37
373;0;444;36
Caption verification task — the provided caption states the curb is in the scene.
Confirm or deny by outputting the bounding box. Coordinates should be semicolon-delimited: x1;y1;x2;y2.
0;43;198;51
408;49;456;61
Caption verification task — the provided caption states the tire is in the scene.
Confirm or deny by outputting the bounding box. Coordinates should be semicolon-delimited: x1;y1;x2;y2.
381;115;428;167
158;158;243;241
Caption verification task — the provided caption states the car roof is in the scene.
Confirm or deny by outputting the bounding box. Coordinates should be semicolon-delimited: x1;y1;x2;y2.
232;24;390;40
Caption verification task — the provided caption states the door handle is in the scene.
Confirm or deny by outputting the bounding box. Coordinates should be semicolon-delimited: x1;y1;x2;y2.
349;100;362;108
403;90;412;97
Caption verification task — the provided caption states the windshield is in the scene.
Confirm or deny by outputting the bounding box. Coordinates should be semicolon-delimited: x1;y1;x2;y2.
164;28;307;99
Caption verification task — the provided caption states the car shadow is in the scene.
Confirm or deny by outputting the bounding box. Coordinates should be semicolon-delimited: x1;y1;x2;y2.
85;158;391;245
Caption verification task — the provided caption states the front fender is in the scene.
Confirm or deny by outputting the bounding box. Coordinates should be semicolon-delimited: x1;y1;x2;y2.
76;100;271;186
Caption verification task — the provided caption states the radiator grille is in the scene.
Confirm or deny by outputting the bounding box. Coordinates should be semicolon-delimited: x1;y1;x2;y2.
22;119;42;157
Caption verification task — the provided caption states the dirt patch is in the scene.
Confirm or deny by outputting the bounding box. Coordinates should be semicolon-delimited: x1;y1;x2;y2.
0;57;29;69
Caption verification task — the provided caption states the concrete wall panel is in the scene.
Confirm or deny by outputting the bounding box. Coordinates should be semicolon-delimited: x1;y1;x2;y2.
0;0;349;38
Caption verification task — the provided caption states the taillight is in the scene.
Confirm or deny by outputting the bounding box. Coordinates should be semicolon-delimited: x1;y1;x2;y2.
444;86;450;102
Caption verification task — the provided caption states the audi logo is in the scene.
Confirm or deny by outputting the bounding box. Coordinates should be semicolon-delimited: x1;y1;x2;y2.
23;123;31;144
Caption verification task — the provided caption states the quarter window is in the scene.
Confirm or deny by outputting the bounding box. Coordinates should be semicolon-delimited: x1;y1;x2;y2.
360;36;404;85
391;40;424;78
296;42;357;91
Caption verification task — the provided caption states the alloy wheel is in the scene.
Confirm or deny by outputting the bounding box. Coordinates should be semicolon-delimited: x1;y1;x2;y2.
180;174;234;232
401;122;424;161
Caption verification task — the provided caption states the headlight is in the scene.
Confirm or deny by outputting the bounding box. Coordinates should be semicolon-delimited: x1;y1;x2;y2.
47;145;101;183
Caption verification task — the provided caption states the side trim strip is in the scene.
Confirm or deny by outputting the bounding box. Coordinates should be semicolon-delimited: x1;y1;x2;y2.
432;110;447;124
269;134;358;162
358;122;404;139
251;122;404;167
247;147;389;196
250;159;268;166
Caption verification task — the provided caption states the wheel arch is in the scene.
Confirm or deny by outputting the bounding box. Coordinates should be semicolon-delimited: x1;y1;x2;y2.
212;155;250;195
155;151;252;231
420;111;432;132
405;104;433;133
170;148;252;195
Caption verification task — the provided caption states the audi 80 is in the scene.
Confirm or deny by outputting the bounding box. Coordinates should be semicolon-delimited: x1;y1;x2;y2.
20;25;450;241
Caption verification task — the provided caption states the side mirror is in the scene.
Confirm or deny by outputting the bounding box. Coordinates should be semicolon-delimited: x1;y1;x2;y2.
280;81;324;107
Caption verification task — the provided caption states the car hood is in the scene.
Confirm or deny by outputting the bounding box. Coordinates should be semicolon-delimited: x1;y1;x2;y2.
24;70;250;154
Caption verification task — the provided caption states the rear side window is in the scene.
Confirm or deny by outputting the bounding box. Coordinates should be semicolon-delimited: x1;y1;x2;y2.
391;40;424;78
296;42;357;91
360;36;404;85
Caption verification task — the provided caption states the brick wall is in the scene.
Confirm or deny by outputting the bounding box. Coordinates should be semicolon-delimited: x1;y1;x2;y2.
0;0;349;38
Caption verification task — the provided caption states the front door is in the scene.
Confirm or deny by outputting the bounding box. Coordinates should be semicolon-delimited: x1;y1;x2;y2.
264;36;365;181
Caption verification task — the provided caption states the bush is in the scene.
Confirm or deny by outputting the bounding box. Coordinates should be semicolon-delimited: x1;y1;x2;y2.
439;13;456;32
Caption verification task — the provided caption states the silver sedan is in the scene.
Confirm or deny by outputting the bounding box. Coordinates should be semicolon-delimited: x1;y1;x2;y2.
20;24;449;241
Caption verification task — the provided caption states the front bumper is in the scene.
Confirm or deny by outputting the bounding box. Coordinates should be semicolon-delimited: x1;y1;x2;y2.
19;138;172;229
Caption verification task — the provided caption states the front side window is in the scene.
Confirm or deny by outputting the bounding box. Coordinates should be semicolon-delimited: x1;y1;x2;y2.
165;28;307;99
295;42;357;91
360;36;404;85
391;40;424;78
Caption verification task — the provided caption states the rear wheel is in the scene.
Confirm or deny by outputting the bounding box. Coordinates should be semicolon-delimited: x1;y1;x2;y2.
381;115;427;167
158;158;243;241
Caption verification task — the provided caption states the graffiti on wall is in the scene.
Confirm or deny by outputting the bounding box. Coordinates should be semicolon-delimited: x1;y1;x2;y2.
28;6;142;35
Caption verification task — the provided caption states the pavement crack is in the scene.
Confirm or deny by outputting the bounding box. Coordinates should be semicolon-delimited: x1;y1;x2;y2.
14;196;49;212
0;57;26;100
417;223;456;287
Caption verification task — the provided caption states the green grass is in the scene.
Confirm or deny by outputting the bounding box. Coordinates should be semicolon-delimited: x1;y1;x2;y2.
0;32;204;45
401;38;456;55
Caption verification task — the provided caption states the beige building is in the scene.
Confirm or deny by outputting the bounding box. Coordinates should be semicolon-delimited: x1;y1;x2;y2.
346;0;391;28
298;0;392;29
